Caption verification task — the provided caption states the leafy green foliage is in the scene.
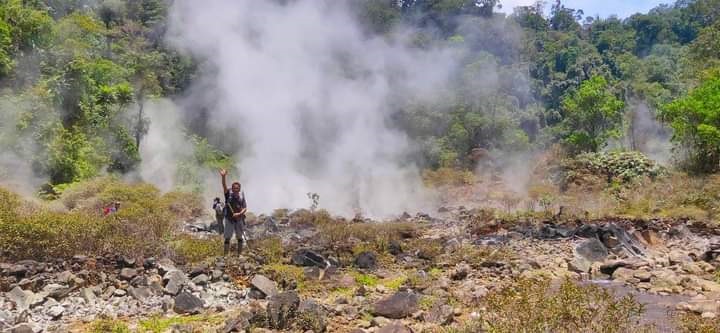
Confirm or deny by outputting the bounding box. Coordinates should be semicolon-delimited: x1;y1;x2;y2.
662;70;720;172
558;151;665;189
560;76;625;153
1;0;720;187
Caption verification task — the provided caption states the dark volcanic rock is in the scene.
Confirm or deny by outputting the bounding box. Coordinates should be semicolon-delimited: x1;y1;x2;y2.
297;299;327;332
354;251;377;269
576;238;608;262
173;291;203;314
373;291;419;319
388;240;403;255
222;311;252;333
267;291;300;330
119;268;138;281
163;270;187;296
291;249;329;268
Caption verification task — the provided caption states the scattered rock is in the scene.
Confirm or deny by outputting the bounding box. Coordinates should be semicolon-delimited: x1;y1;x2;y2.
222;311;253;333
377;322;413;333
173;292;204;314
56;271;75;284
250;275;278;299
158;259;177;276
144;257;157;269
129;286;152;302
43;283;71;300
7;287;29;311
47;305;65;319
450;263;470;280
423;303;453;325
292;249;330;268
191;274;210;286
355;251;377;269
267;291;300;329
164;270;188;296
80;288;97;304
119;268;138;281
297;299;327;332
612;267;636;282
9;324;33;333
119;256;137;268
373;291;419;319
641;230;662;246
575;238;608;263
388;240;403;255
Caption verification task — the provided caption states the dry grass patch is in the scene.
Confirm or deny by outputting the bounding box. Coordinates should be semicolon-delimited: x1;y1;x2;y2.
448;278;652;333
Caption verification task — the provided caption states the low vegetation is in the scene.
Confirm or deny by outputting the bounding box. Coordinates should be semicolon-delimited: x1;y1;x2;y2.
448;278;650;333
0;178;202;261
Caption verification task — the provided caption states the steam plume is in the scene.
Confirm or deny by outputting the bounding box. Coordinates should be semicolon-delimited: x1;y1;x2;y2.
163;0;456;216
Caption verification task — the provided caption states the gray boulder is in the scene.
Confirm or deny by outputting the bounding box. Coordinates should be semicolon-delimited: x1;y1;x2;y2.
373;292;419;319
173;292;204;314
119;268;138;281
191;274;210;286
267;291;300;330
354;251;377;269
250;275;278;298
297;299;327;332
163;270;188;296
423;303;453;325
291;249;329;268
377;323;413;333
575;238;608;262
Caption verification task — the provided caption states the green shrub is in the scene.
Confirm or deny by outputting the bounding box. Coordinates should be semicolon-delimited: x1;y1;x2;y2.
0;180;203;261
89;318;131;333
352;272;379;287
422;167;476;187
289;209;333;228
171;235;222;263
138;314;224;333
465;278;650;333
557;151;664;190
250;236;284;264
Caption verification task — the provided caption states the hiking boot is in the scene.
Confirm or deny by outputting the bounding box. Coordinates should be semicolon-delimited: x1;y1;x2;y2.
223;243;230;257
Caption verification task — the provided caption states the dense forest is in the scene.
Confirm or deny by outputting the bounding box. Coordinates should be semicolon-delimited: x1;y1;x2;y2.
1;0;720;190
4;2;720;332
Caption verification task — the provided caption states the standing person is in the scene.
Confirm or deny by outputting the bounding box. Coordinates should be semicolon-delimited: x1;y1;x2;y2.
212;197;225;235
220;168;247;256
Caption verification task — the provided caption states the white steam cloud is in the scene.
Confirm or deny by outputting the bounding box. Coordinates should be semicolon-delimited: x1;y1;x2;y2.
162;0;456;216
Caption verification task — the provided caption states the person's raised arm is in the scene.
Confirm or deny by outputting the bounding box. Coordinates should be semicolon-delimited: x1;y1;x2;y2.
220;168;228;194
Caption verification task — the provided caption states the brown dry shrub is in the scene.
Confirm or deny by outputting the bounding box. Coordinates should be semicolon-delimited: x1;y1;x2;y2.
0;180;203;260
445;278;651;333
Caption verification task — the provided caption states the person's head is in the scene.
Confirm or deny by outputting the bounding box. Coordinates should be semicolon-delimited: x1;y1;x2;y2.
231;182;241;194
213;197;220;203
114;201;121;209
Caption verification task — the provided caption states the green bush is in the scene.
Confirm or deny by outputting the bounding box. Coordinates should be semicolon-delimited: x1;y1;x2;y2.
459;278;650;333
0;180;203;261
557;151;664;190
88;318;130;333
171;235;222;263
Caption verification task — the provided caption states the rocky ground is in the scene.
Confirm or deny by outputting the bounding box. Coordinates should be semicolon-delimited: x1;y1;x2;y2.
2;207;720;333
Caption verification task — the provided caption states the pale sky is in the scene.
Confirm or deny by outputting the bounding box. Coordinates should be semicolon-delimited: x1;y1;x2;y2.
499;0;671;19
